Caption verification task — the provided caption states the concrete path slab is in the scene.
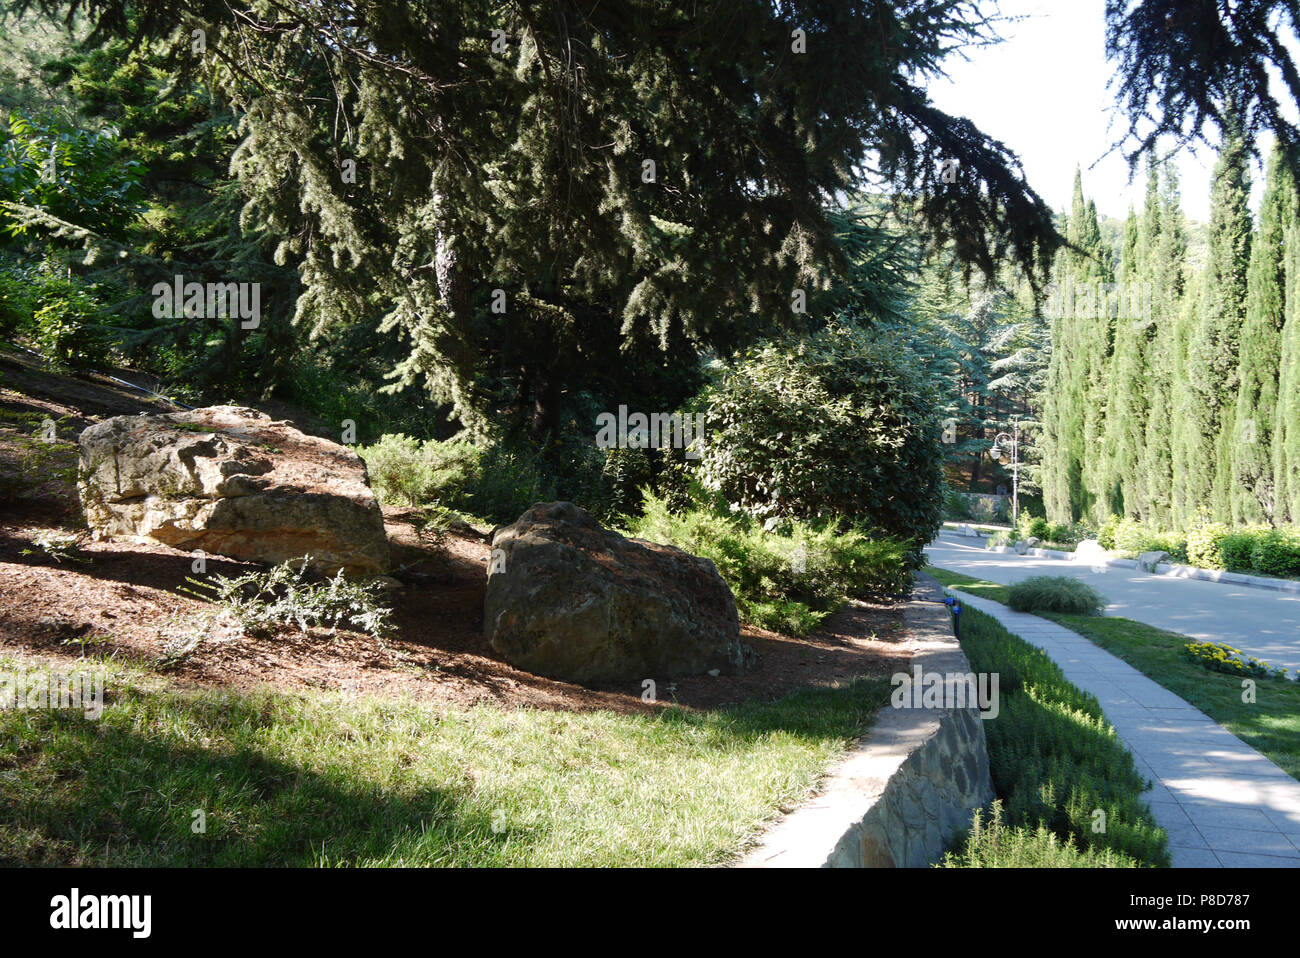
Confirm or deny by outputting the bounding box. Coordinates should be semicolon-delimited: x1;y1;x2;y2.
948;590;1300;868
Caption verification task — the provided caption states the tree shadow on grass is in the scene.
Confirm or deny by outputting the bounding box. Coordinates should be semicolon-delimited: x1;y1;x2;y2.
0;690;531;867
0;671;899;867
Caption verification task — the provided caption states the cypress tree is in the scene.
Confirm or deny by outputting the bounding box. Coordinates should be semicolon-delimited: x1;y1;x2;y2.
1079;193;1116;523
1040;170;1111;522
1039;208;1076;523
1102;163;1159;519
1140;162;1187;525
1122;204;1140;283
1276;223;1300;522
1231;143;1297;523
1039;219;1077;523
1189;128;1252;520
1170;278;1204;527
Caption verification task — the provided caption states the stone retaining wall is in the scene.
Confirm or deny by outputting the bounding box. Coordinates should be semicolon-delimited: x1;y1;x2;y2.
740;574;994;868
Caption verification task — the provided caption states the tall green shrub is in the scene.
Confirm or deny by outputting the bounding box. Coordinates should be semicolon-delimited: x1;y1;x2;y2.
31;275;113;371
699;322;943;555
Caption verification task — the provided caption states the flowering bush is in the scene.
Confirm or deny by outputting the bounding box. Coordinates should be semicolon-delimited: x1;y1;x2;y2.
1181;642;1288;681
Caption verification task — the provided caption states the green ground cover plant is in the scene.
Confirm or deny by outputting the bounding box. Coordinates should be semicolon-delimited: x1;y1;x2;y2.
926;566;1300;780
941;603;1169;868
629;488;911;636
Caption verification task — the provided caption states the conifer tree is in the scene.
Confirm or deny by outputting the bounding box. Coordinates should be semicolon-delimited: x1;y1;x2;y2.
1040;170;1111;522
1139;162;1187;524
1231;143;1297;523
1189;128;1252;520
1107;0;1300;174
1079;193;1117;521
1101;162;1159;518
915;257;1047;494
1039;210;1077;523
1275;223;1300;522
1169;278;1204;527
20;0;1061;440
1121;205;1139;283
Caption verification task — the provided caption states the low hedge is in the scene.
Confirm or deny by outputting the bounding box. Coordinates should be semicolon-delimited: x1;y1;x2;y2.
943;605;1169;867
1094;516;1300;578
1188;523;1300;576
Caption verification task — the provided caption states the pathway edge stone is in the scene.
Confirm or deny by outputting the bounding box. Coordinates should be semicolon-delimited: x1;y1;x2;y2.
738;573;994;868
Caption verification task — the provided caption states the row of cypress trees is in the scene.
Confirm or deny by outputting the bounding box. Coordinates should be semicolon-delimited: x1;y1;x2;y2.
1039;138;1300;530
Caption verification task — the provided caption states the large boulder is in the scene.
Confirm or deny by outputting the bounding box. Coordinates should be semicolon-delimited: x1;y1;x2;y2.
79;406;388;574
484;501;749;682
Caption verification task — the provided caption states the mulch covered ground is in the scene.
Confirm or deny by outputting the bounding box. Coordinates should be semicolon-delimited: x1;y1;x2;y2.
0;348;913;716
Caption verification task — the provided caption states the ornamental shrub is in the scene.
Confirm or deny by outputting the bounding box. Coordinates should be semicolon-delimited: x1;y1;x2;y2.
698;322;943;558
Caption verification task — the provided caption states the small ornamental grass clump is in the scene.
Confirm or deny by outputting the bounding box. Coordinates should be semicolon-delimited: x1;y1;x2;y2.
1006;576;1106;616
20;528;89;563
182;556;394;642
1181;642;1289;681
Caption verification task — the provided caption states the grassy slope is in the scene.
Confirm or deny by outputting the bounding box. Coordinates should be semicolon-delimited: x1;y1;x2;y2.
0;655;892;866
925;566;1300;782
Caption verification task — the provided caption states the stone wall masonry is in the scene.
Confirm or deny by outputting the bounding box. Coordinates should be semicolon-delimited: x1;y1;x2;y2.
739;574;994;868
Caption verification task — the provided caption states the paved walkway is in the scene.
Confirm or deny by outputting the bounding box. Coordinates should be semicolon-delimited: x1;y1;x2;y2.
926;533;1300;675
950;590;1300;868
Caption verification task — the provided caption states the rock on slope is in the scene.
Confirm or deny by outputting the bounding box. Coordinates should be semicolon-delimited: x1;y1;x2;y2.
79;405;388;574
484;501;749;682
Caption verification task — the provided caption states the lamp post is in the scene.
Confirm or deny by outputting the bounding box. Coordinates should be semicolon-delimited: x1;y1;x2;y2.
989;417;1021;527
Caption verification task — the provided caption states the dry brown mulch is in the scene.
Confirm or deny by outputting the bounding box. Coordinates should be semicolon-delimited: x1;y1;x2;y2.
1;505;911;715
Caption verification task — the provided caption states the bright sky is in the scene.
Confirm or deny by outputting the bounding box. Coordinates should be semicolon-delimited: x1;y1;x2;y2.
926;0;1224;223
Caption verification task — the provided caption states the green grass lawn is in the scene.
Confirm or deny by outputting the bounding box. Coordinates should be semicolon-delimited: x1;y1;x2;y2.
0;655;892;866
925;567;1013;605
925;566;1300;782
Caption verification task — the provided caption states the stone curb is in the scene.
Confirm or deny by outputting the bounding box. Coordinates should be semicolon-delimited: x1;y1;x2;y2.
1154;562;1300;593
983;544;1073;560
957;535;1300;594
737;573;994;868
